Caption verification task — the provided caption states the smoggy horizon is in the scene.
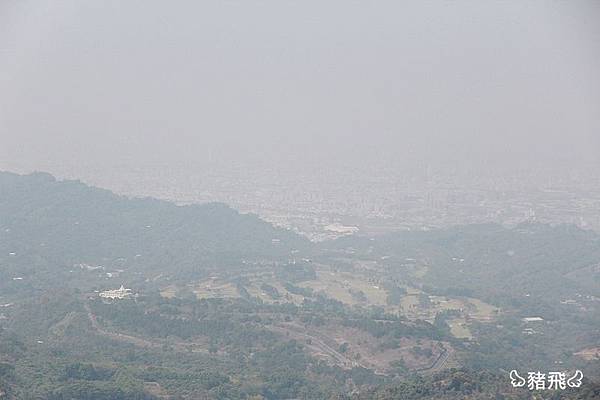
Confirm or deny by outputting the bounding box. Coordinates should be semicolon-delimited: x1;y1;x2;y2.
1;1;599;181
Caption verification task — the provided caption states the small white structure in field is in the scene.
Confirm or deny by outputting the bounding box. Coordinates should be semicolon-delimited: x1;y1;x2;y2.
324;223;359;235
99;285;132;300
522;316;544;323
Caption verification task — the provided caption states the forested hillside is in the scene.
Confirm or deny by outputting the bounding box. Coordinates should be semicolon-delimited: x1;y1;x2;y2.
334;222;600;307
0;171;310;289
0;172;598;399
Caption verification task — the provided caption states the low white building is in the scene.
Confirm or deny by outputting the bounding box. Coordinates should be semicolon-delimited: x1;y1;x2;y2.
99;285;132;300
522;316;544;323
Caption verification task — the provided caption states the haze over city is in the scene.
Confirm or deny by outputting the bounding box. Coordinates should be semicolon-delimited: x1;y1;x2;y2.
1;1;600;237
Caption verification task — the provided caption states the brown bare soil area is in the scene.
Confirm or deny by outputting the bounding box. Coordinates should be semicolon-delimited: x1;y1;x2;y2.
269;321;452;375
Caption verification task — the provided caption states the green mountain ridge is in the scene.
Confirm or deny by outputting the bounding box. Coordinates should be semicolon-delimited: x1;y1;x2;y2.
0;171;309;284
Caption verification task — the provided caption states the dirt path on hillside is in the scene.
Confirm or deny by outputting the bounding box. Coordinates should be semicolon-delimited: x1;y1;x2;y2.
84;303;211;354
417;345;453;373
268;324;360;369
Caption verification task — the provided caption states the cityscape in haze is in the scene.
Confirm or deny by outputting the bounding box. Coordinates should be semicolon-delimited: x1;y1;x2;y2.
2;1;599;239
1;1;599;399
3;158;600;241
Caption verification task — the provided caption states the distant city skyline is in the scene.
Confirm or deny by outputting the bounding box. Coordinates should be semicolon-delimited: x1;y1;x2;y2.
1;1;599;237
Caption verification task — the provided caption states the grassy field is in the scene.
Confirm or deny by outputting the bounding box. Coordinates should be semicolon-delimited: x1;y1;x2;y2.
448;318;473;339
298;270;388;306
192;279;239;299
159;285;178;298
160;264;499;341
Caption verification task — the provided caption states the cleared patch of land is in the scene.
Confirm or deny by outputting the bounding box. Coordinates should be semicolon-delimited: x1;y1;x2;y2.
157;262;500;342
448;318;472;339
192;279;239;300
269;321;451;374
574;347;600;361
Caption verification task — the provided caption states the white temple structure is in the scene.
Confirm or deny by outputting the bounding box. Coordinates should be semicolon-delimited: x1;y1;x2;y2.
99;285;132;300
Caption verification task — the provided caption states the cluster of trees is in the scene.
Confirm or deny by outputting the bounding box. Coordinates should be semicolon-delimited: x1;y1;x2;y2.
259;283;281;300
275;262;317;283
384;285;407;306
284;282;314;297
353;369;600;400
341;318;446;342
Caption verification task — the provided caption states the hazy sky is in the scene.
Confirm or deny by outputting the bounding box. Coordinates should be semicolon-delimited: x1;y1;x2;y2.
1;1;599;174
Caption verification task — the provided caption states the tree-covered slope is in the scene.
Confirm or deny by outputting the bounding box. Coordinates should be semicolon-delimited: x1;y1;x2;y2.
332;222;600;307
0;171;310;286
